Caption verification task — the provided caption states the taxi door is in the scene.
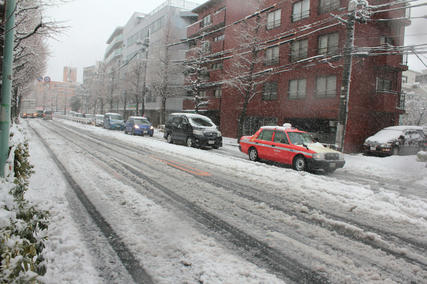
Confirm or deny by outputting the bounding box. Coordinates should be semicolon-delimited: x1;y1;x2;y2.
272;130;294;165
253;129;275;160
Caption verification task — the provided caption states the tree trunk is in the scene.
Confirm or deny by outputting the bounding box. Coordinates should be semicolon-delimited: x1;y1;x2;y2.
237;97;249;143
160;96;167;125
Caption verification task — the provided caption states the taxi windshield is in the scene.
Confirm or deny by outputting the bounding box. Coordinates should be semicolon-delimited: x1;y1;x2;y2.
287;132;314;146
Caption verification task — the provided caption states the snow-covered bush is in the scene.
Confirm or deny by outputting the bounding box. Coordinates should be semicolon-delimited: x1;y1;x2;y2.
416;151;427;168
0;124;49;283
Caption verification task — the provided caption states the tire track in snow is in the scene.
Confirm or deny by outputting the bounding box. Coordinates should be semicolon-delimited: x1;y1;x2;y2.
39;118;329;283
41;120;427;282
30;123;154;284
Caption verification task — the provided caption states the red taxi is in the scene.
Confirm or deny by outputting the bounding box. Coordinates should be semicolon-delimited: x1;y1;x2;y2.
239;124;345;172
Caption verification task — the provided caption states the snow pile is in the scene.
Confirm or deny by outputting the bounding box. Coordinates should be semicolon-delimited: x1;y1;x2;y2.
416;151;427;168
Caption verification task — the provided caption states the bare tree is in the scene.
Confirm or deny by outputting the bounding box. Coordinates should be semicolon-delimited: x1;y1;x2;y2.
2;0;65;118
183;41;210;113
149;13;186;125
400;85;427;126
122;55;146;117
223;4;271;141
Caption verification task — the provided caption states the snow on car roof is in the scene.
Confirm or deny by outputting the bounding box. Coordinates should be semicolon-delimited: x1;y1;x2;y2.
171;113;210;118
260;125;304;132
383;125;423;131
129;116;148;119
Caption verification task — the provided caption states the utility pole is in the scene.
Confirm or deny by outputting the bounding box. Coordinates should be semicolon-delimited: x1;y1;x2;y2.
336;10;355;152
0;0;16;177
141;31;150;116
336;0;369;152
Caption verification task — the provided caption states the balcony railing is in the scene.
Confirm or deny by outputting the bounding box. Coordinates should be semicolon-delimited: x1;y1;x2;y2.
187;8;226;37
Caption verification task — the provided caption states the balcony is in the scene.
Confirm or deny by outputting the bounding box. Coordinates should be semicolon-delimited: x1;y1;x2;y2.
187;8;226;37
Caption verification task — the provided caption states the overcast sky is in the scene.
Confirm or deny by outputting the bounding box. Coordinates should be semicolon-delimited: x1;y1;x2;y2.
44;0;427;83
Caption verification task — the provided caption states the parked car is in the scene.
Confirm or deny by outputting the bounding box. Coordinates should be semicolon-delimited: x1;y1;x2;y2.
239;123;345;172
34;110;44;118
84;114;95;124
362;125;427;156
164;113;222;149
43;110;53;120
125;116;154;136
103;113;125;130
95;114;104;127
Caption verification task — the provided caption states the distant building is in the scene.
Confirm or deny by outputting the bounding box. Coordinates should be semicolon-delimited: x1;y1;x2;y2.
401;70;427;126
31;67;79;113
32;79;78;114
119;0;199;125
63;67;77;83
415;69;427;84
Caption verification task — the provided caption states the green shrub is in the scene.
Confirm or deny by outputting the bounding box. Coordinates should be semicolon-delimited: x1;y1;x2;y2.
1;136;49;283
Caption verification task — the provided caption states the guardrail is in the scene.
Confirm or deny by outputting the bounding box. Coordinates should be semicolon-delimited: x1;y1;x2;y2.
53;114;95;125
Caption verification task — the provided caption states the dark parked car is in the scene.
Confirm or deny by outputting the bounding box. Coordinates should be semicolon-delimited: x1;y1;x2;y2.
125;116;154;136
362;126;427;156
164;113;222;149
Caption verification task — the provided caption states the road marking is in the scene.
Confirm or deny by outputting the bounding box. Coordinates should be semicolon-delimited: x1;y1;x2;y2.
150;156;211;176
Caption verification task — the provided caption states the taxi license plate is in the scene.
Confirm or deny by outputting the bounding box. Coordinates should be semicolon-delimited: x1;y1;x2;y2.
329;163;336;168
208;140;215;145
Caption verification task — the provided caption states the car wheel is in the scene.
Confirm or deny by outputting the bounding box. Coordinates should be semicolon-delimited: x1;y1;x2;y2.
212;145;219;149
166;133;173;144
186;137;193;147
392;147;399;156
124;129;128;134
248;147;258;161
292;155;306;171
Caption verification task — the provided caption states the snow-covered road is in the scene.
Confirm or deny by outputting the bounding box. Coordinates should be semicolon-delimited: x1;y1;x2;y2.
25;118;427;283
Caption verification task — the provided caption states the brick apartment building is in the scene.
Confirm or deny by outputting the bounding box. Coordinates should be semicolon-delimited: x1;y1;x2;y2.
185;0;409;152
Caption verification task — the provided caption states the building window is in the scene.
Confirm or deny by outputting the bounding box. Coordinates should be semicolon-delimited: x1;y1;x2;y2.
316;75;337;97
150;16;165;33
289;79;307;99
318;33;339;55
214;88;222;98
290;39;308;62
263;82;278;101
201;40;211;53
292;0;310;22
319;0;340;14
199;90;207;98
376;77;392;92
214;34;225;42
200;14;212;28
265;46;280;65
380;36;394;46
402;75;408;84
211;62;223;70
189;39;196;49
267;9;281;30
